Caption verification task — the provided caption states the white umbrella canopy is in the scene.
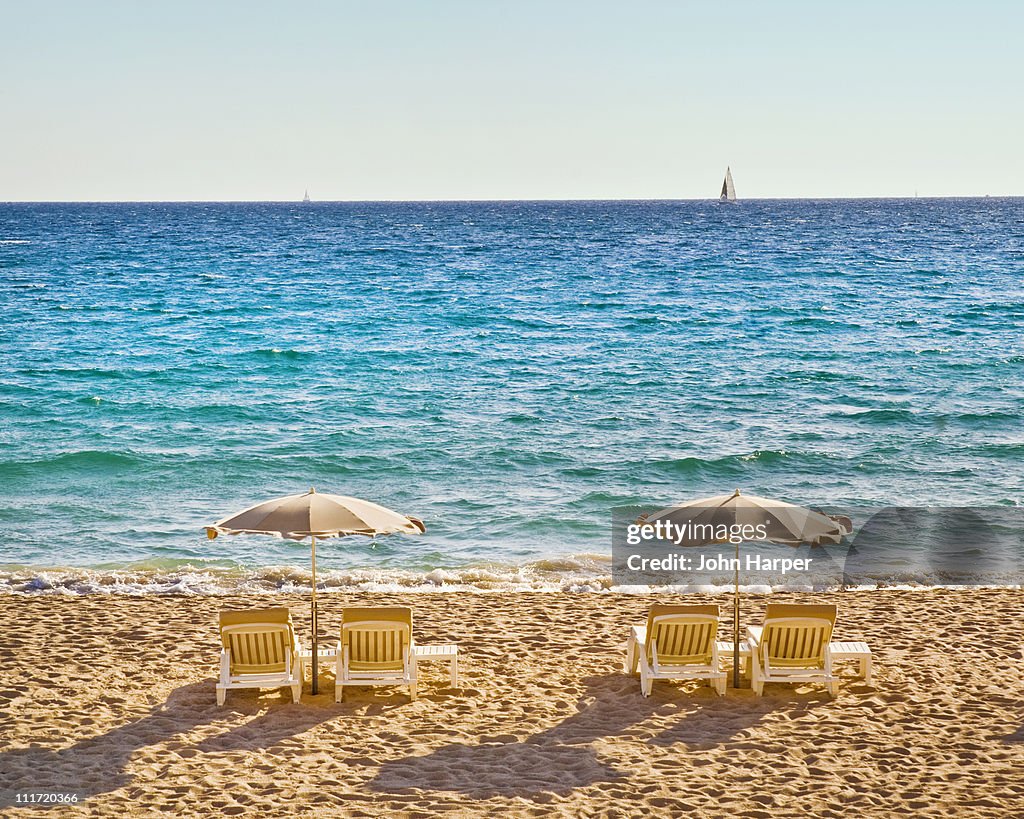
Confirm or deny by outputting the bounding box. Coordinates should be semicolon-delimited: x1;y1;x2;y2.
644;489;846;545
641;489;849;687
206;488;424;694
207;490;425;540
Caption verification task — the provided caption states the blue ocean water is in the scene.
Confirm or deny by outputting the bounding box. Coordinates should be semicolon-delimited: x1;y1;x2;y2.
1;199;1022;593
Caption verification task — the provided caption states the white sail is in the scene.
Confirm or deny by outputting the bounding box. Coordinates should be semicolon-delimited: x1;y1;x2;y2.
720;167;736;202
303;189;311;203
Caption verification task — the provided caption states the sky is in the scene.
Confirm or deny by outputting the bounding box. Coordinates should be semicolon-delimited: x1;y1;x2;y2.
1;1;1021;200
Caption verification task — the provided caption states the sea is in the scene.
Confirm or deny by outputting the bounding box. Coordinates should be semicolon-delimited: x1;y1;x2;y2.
1;199;1022;594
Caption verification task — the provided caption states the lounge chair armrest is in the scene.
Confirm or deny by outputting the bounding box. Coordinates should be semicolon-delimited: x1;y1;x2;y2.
746;625;763;646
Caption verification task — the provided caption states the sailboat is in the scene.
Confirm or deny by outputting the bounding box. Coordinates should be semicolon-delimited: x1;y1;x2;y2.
719;167;736;203
302;189;311;203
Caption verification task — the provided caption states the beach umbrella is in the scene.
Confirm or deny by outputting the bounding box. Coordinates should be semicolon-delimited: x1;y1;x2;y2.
641;489;848;688
206;488;424;694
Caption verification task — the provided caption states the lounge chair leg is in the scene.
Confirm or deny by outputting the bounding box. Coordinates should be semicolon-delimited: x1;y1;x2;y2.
827;681;839;698
291;683;301;703
750;659;760;696
216;687;226;706
410;683;418;701
713;677;726;696
335;685;343;703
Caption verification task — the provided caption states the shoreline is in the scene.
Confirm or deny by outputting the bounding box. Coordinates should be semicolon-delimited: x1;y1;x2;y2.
3;563;1021;596
4;588;1023;816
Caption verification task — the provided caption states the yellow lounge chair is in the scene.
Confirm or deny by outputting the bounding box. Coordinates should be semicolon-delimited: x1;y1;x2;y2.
335;607;417;702
746;603;839;698
624;604;726;696
216;607;303;705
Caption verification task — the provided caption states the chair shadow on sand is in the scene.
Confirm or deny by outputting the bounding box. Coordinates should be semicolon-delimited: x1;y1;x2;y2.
368;671;829;799
0;671;837;806
0;678;350;808
999;724;1024;744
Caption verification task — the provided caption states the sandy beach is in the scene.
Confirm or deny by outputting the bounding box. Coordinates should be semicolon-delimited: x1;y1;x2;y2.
2;589;1023;817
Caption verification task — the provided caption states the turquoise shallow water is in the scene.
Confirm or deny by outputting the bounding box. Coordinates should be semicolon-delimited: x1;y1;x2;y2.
1;199;1022;592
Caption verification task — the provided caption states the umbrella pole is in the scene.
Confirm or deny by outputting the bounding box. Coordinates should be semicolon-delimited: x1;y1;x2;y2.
311;535;318;695
733;538;740;689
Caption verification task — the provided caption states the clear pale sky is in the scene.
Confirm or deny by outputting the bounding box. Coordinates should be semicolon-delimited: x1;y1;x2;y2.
1;1;1020;200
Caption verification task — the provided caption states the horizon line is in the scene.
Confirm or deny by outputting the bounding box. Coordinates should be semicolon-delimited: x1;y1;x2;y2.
3;195;1022;205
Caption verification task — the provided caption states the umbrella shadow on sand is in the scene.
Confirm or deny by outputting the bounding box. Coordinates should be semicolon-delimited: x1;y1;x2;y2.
0;679;340;808
368;671;794;799
646;688;831;750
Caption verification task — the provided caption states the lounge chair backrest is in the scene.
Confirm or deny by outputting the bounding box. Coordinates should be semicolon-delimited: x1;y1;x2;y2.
763;603;838;623
760;618;834;668
221;623;293;674
645;604;720;666
220;608;295;675
759;603;836;668
220;607;294;648
341;607;412;668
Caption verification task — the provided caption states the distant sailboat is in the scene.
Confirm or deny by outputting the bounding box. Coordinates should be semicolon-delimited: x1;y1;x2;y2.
302;189;311;203
719;167;737;202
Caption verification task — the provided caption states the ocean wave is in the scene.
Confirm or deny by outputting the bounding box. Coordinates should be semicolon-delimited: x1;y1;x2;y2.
2;555;1019;596
15;366;129;379
840;408;919;424
649;449;832;478
785;316;844;328
0;557;613;596
766;370;863;384
0;449;142;478
249;348;315;361
967;442;1024;457
947;410;1020;425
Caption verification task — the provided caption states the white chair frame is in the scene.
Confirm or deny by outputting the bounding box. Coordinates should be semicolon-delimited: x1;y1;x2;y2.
747;618;838;698
626;614;727;697
217;622;303;705
335;620;418;702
